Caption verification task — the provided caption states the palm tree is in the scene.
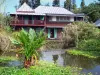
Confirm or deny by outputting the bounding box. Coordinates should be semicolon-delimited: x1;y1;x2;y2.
15;28;46;68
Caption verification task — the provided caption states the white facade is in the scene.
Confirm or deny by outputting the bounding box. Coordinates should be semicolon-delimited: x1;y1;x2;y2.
70;17;74;22
49;16;74;22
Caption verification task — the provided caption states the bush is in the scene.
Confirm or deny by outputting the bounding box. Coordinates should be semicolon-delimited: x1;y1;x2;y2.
63;22;100;48
78;39;100;51
0;29;11;51
0;61;82;75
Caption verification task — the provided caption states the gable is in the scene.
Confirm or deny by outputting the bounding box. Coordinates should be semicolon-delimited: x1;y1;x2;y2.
17;2;34;12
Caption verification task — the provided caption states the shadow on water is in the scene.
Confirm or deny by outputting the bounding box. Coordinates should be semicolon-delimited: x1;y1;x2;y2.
40;50;100;75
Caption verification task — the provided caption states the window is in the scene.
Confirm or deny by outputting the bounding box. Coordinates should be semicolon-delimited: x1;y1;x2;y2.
49;16;52;21
56;16;70;21
29;16;32;20
36;16;41;20
36;16;44;20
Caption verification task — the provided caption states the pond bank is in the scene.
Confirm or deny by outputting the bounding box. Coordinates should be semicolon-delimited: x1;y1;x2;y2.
66;49;100;59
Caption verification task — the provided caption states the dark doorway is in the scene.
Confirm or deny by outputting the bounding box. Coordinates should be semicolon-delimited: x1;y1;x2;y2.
50;28;54;38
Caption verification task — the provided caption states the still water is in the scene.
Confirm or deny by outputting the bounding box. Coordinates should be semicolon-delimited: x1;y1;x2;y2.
0;50;100;75
40;50;100;75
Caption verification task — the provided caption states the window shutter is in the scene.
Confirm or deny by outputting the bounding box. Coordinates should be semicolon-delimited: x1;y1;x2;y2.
54;28;57;38
48;29;50;38
24;16;28;24
40;16;44;20
32;16;34;24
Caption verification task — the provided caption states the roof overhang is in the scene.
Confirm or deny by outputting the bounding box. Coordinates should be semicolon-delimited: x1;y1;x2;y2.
46;26;64;28
10;12;45;16
46;13;75;17
75;14;85;17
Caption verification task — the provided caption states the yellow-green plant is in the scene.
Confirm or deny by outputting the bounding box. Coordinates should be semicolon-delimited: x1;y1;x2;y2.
15;28;45;68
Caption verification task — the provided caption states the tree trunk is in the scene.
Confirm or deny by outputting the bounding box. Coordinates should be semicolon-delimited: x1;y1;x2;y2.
24;56;35;68
24;58;31;68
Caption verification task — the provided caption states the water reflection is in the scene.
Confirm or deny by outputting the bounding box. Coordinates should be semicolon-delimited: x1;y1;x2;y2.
52;55;59;64
61;53;100;69
40;50;100;75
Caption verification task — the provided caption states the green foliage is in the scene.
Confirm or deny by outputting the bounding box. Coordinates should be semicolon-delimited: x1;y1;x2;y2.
72;8;81;14
52;0;60;7
0;61;84;75
35;0;40;8
63;22;99;48
64;0;72;10
78;39;100;52
65;22;100;58
0;56;18;63
63;22;100;47
82;3;100;22
0;14;12;30
19;0;40;9
4;26;13;33
77;39;100;57
73;22;99;41
67;50;98;58
19;0;28;6
15;28;46;60
80;0;85;10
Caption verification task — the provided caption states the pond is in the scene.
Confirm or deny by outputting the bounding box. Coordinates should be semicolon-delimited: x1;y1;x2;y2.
40;50;100;75
0;50;100;75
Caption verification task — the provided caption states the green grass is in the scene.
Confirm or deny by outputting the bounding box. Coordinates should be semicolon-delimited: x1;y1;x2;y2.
67;49;99;58
0;61;92;75
0;56;18;63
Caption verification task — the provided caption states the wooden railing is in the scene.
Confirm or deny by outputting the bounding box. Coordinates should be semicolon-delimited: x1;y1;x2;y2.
11;20;44;26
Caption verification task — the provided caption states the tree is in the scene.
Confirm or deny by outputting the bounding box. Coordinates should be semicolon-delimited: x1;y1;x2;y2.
15;28;45;68
19;0;29;6
64;0;71;11
80;0;85;9
72;0;76;9
0;0;5;6
82;3;100;22
19;0;40;8
34;0;40;8
52;0;60;7
64;1;66;8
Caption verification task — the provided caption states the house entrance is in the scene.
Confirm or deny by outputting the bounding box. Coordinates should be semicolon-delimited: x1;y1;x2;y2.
48;28;57;39
50;28;54;38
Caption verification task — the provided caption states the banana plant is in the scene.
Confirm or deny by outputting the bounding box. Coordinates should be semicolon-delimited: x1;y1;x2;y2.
15;28;46;68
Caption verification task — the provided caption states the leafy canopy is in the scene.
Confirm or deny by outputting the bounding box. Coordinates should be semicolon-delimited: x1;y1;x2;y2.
82;2;100;22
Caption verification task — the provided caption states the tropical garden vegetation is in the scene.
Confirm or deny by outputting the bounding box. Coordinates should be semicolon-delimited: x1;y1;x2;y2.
0;0;100;75
63;22;100;58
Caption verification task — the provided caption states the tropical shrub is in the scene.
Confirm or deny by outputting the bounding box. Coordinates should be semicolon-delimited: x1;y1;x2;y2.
78;39;100;52
14;28;46;68
63;21;100;48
